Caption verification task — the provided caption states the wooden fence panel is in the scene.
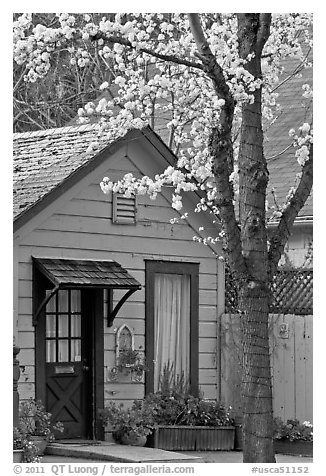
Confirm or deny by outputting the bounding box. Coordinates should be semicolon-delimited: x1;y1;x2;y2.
221;313;313;423
294;316;306;421
304;316;313;422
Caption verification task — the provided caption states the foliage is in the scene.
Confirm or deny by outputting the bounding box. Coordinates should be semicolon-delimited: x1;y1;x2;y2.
18;398;64;442
99;401;156;443
273;418;313;442
143;391;233;427
158;361;190;396
13;427;41;463
137;363;234;427
117;348;147;373
100;365;233;442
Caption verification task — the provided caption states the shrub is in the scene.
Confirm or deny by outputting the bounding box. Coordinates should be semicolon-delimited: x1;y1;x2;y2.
273;418;313;442
19;399;64;442
99;401;156;443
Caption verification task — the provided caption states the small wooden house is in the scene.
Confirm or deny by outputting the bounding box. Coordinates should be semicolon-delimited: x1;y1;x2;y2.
13;124;224;439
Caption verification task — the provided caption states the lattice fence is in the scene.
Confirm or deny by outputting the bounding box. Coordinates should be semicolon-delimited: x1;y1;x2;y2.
225;268;313;315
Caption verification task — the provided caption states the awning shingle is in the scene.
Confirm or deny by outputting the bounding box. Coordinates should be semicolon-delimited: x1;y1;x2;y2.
33;257;141;289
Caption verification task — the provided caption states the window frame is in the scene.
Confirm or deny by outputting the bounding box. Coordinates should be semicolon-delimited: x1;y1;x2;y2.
145;260;199;395
44;289;82;363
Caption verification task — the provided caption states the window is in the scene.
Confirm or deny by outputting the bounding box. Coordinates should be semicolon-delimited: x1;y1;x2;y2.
45;289;82;363
145;261;199;394
112;193;137;224
153;273;190;390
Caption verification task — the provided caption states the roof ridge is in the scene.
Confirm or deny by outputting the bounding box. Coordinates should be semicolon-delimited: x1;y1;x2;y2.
13;123;97;140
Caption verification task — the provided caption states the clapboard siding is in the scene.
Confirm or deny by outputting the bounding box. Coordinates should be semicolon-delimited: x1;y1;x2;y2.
18;248;218;274
199;306;218;322
199;322;217;338
21;231;216;259
37;214;196;240
15;140;221;407
199;353;216;368
221;313;313;423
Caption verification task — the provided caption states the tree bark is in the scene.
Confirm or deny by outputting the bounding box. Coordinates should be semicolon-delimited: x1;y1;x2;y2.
237;13;275;463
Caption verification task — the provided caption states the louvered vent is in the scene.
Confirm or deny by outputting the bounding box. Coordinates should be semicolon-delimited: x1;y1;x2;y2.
112;193;137;224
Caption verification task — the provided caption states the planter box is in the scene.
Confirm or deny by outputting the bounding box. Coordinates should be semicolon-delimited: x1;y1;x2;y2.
148;425;235;451
274;440;313;457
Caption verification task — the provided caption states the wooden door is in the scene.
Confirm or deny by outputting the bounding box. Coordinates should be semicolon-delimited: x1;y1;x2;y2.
44;289;91;439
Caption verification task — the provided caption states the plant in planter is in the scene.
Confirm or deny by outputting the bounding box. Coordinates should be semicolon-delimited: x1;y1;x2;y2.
13;427;40;463
99;401;156;446
273;418;313;456
18;399;64;455
117;348;147;373
143;365;235;451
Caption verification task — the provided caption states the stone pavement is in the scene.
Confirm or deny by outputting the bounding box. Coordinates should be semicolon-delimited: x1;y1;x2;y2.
46;441;200;463
42;441;313;464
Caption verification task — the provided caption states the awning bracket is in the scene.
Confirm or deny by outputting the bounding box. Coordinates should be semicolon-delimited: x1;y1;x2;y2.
107;288;138;327
33;284;59;326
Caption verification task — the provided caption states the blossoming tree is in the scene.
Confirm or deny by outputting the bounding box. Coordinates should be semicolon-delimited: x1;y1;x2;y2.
13;13;313;463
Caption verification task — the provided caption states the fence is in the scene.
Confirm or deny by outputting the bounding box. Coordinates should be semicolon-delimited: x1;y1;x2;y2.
220;312;313;423
225;268;313;316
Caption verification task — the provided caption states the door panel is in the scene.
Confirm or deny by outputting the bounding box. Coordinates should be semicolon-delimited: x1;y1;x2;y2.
46;362;86;438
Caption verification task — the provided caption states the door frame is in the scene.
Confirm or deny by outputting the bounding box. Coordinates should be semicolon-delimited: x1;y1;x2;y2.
34;266;104;440
145;260;199;395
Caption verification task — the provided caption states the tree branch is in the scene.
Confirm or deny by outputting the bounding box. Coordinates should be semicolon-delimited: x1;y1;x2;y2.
257;14;272;54
91;32;204;70
187;13;233;101
187;13;246;281
268;145;313;276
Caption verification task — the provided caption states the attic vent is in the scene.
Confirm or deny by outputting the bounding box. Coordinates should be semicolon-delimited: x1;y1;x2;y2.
112;193;137;224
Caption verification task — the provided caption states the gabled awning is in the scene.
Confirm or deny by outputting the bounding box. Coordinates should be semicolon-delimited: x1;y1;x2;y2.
32;257;141;326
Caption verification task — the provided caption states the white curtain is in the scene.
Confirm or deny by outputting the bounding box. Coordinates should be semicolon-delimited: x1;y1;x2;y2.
154;273;190;390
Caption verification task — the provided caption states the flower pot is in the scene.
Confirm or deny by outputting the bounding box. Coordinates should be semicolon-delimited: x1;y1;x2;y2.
13;449;24;463
274;440;313;457
148;425;235;451
29;436;48;455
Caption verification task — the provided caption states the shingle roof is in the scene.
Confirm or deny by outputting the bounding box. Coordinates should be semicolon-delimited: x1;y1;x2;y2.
33;257;141;289
13;123;110;219
264;56;313;220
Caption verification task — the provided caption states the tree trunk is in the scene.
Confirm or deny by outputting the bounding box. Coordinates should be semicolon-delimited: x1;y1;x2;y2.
237;14;275;463
240;293;275;462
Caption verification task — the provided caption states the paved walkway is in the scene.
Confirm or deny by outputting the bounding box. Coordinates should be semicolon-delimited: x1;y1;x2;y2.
42;442;313;464
46;441;200;463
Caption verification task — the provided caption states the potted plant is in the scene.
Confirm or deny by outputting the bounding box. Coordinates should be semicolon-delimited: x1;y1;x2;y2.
13;427;40;463
18;399;64;455
117;348;147;373
273;418;313;456
13;427;25;462
144;365;235;451
99;400;156;446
